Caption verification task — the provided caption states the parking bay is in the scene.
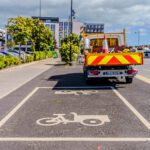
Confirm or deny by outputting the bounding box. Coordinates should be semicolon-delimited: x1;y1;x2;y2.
0;87;149;138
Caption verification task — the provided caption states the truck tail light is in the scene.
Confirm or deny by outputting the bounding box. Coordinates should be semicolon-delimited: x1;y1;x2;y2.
89;71;100;75
127;69;138;75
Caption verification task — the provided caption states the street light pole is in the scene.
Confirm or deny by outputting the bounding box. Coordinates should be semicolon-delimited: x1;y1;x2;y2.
135;31;140;46
39;0;41;17
69;0;73;66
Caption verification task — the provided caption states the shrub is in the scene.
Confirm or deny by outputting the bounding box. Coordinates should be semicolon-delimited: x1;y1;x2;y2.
46;51;53;58
52;51;58;58
4;56;14;66
39;52;45;60
33;52;40;61
0;55;20;70
59;43;80;64
0;56;5;69
33;51;46;61
25;55;34;63
59;34;80;64
13;57;21;65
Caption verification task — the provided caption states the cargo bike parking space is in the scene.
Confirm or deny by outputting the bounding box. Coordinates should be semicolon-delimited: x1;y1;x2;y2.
0;86;149;139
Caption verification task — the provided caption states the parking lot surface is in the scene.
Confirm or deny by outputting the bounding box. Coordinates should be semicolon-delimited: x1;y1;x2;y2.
0;63;149;150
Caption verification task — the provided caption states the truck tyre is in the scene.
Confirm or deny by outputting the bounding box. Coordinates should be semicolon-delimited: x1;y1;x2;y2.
125;77;133;84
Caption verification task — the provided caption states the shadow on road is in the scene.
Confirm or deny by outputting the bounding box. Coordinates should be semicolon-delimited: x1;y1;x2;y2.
47;73;127;90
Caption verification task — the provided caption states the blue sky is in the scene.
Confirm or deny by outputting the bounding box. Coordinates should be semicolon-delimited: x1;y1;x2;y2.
0;0;150;46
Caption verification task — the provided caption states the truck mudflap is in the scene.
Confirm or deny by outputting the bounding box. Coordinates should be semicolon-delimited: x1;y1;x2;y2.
85;52;143;66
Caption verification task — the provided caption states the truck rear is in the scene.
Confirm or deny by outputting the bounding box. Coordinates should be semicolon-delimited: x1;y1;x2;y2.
82;29;143;84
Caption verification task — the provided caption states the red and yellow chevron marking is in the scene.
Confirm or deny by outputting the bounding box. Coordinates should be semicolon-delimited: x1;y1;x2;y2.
86;52;143;66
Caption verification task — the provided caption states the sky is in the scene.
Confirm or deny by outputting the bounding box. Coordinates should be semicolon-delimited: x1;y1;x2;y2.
0;0;150;46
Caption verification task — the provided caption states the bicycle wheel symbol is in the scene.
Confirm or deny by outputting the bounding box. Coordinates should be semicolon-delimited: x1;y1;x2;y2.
36;118;60;126
81;118;104;126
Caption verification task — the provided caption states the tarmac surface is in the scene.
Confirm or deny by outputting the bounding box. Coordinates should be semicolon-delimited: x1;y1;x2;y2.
0;59;149;150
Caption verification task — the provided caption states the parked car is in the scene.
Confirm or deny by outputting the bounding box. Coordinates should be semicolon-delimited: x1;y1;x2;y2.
0;52;5;56
14;45;31;52
0;50;18;57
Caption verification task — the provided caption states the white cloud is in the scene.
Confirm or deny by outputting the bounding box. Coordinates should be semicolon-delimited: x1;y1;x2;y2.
0;0;150;28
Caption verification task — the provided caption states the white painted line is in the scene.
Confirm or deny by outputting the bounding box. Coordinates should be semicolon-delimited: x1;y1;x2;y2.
136;75;150;84
39;86;112;89
112;87;150;130
0;87;39;128
0;137;149;142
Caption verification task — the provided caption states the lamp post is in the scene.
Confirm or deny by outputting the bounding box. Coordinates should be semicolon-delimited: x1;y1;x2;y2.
135;31;140;46
39;0;41;17
69;0;73;66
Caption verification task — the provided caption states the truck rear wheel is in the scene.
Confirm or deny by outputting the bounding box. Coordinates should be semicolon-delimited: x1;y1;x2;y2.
125;77;133;84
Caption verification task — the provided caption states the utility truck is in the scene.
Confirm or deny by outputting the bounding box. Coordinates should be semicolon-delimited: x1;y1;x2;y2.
82;29;143;84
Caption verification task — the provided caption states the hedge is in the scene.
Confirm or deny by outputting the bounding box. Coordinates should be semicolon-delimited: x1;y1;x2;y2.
33;51;57;61
25;55;34;63
0;56;20;70
46;51;53;58
0;51;58;70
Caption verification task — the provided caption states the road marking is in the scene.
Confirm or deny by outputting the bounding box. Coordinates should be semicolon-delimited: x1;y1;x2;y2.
0;137;149;142
40;86;112;89
0;87;39;128
55;90;98;95
136;75;150;84
0;86;111;128
112;87;150;130
36;112;110;127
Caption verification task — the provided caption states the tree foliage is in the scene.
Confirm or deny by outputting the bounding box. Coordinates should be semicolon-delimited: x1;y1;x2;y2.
6;16;54;52
59;34;80;64
6;16;32;46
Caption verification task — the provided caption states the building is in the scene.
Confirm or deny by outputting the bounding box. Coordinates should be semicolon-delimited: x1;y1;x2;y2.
0;29;6;50
32;17;84;47
59;19;84;47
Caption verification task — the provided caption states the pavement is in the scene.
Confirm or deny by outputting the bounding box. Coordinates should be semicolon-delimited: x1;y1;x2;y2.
0;58;59;99
0;58;149;150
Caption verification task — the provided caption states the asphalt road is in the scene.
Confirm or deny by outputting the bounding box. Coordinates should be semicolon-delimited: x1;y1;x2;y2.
137;58;150;78
0;62;150;150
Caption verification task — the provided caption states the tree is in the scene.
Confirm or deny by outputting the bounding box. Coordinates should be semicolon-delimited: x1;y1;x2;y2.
6;16;33;59
59;34;80;64
31;19;54;52
6;16;54;54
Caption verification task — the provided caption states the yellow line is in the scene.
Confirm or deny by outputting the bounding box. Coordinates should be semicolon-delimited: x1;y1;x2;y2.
136;75;150;84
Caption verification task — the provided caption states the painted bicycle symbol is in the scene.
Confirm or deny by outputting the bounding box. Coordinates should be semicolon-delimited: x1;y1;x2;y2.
55;90;98;96
36;112;110;127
